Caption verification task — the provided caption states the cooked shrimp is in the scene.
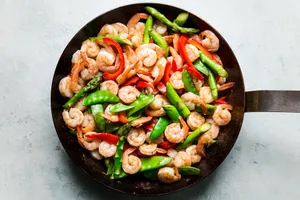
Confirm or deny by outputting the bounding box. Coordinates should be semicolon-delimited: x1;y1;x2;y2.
101;104;119;122
205;118;220;139
187;112;205;130
169;47;183;69
81;40;100;58
137;74;153;82
153;20;168;36
81;111;96;133
211;53;223;65
217;77;226;85
185;44;199;62
59;76;73;98
127;128;146;147
181;92;207;113
199;86;214;103
90;150;103;160
186;145;201;164
122;147;142;174
158;167;181;184
167;148;177;159
146;94;169;117
196;132;213;156
77;129;100;151
116;61;138;85
190;34;201;43
70;60;87;93
72;97;87;112
130;22;145;48
127;13;149;32
98;24;118;37
174;151;192;167
199;30;219;52
192;75;204;91
62;108;84;128
218;82;235;91
98;141;116;158
139;144;157;156
80;56;98;81
136;44;164;67
100;80;119;95
212;104;232;126
152;57;167;85
164;116;189;143
112;22;128;38
131;116;153;127
71;50;84;63
118;85;140;104
146;131;164;144
123;45;137;64
96;42;118;73
170;71;184;89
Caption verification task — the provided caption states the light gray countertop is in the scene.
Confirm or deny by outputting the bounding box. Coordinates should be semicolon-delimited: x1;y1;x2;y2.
0;0;299;199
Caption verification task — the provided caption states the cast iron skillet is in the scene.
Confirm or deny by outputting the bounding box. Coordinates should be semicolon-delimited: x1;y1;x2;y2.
50;3;300;196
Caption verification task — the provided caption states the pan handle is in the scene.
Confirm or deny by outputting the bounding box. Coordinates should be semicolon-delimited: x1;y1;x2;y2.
245;90;300;113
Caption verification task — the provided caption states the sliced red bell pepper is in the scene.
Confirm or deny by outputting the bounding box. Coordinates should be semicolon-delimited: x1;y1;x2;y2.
159;141;176;149
136;81;155;91
178;35;204;80
157;82;166;95
170;59;177;75
163;61;171;84
144;124;154;131
188;39;218;63
123;76;139;86
84;132;119;145
213;96;227;105
101;38;125;80
118;111;128;123
185;65;205;80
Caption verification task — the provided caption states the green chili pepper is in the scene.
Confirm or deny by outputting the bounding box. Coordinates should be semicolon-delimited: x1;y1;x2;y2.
149;117;169;140
143;170;158;180
63;73;102;109
166;82;190;118
173;12;189;26
145;6;199;34
105;158;114;176
143;15;153;43
127;108;146;122
195;104;216;115
199;51;228;77
105;122;123;133
116;123;131;137
178;166;200;176
109;103;135;113
162;105;180;123
83;90;119;106
208;69;218;99
89;35;132;46
182;69;198;94
149;30;169;56
91;104;105;132
127;94;155;116
176;122;211;150
113;137;125;176
140;156;172;172
193;59;209;76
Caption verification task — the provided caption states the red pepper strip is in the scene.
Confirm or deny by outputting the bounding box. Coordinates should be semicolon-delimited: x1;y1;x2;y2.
157;82;166;95
118;112;128;123
187;39;218;63
101;38;125;80
136;81;155;91
123;142;131;152
84;132;119;145
185;65;205;80
215;75;220;81
178;35;204;80
159;141;176;149
144;124;154;131
213;96;227;104
123;76;139;86
163;61;172;84
170;59;177;75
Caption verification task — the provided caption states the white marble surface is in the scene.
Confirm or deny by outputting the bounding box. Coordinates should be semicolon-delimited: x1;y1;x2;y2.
0;0;299;199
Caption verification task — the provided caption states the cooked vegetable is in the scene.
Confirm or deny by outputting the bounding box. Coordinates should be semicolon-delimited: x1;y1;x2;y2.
149;117;170;140
113;137;125;176
193;59;209;76
110;103;135;113
208;69;218;99
127;94;155;116
91;104;105;132
83;90;119;106
143;15;153;43
140;156;172;172
173;12;189;26
90;35;133;46
178;166;200;175
84;132;119;145
199;51;228;77
149;30;169;56
182;69;198;94
162;105;180;123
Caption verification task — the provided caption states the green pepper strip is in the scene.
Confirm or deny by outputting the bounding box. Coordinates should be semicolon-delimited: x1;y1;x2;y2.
208;69;218;99
173;12;189;26
83;90;119;106
127;107;146;122
195;104;216;115
182;69;198;94
143;15;153;44
113;137;125;176
193;59;209;76
149;30;169;56
199;51;228;77
105;122;123;133
149;117;170;140
116;123;131;137
89;35;132;46
109;103;135;113
63;73;102;109
127;94;155;116
166;82;190;118
91;104;105;132
176;122;211;150
143;169;158;180
105;158;114;176
178;166;200;176
145;6;199;34
162;105;180;123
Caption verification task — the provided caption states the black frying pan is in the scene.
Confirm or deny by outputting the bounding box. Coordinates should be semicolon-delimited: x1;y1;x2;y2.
50;3;300;196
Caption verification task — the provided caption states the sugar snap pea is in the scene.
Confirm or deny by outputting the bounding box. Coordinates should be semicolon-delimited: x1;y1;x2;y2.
182;69;198;94
162;105;180;123
83;90;119;106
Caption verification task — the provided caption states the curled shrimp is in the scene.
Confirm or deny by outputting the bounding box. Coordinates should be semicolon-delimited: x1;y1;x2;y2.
77;128;100;151
136;44;165;67
170;71;184;89
192;75;204;91
146;94;169;117
153;20;168;36
139;144;157;156
186;145;201;164
205;118;220;139
151;57;167;85
111;22;128;38
96;41;119;73
131;116;153;128
116;61;138;85
90;150;103;160
137;74;153;82
80;54;98;81
70;60;87;93
62;108;84;128
218;82;235;91
127;128;146;147
72;97;87;112
217;77;226;85
212;104;232;126
196;132;214;156
98;141;117;158
81;40;100;58
122;147;142;174
71;50;83;64
199;30;220;52
101;104;119;122
123;45;137;64
181;92;207;113
146;131;164;144
185;44;199;63
81;111;96;133
158;167;181;184
164;116;189;143
127;13;148;47
199;86;214;103
134;59;151;75
59;76;73;98
187;111;205;130
98;24;118;37
167;148;177;159
174;151;192;167
169;47;183;69
118;85;140;104
127;13;149;32
100;80;119;95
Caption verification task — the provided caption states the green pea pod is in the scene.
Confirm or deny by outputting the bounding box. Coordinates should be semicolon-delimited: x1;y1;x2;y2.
195;104;216;115
127;94;155;116
143;15;153;43
116;123;131;137
91;104;105;132
208;69;218;99
193;59;209;76
127;108;146;122
105;122;123;133
140;156;172;172
105;158;114;176
199;51;228;77
143;170;158;180
162;105;180;123
149;30;169;56
176;122;211;150
109;103;135;113
63;73;102;109
178;166;200;176
166;82;190;118
110;169;128;179
83;90;119;106
113;137;125;176
149;117;170;140
182;69;198;94
173;12;189;26
89;35;132;46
